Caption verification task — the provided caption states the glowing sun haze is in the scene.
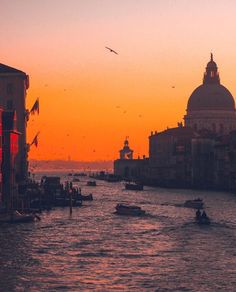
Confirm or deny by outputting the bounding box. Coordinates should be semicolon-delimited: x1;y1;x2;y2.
1;0;236;160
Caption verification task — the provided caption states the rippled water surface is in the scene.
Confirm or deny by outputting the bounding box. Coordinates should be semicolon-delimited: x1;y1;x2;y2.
1;172;236;291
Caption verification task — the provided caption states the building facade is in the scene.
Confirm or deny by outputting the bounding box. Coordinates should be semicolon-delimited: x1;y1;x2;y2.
2;111;20;210
114;139;148;180
0;63;29;184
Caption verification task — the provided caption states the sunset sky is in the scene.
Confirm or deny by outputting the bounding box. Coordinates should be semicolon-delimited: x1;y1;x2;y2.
1;0;236;161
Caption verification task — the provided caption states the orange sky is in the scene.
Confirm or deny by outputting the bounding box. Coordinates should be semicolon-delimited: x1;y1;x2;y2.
2;0;236;160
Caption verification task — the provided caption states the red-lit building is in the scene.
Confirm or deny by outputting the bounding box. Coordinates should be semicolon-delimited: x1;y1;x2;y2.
0;63;29;185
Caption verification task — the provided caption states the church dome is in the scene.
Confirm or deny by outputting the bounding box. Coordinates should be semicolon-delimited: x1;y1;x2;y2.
187;54;235;112
187;84;235;111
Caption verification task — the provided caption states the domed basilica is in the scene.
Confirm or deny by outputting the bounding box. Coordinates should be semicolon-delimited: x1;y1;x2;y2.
115;54;236;191
184;54;236;134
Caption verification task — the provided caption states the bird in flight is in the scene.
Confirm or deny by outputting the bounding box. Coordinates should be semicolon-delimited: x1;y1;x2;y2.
105;46;118;55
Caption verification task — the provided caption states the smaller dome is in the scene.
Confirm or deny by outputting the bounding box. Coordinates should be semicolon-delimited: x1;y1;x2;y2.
206;60;217;68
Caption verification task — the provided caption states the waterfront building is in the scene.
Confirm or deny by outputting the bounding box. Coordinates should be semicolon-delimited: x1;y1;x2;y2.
2;111;20;210
114;139;148;180
148;126;194;187
0;63;29;185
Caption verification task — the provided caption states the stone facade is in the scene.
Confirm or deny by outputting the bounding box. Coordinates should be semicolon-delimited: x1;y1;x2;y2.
0;64;29;183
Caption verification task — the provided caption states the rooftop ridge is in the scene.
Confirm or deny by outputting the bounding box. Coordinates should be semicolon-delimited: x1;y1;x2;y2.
0;63;26;74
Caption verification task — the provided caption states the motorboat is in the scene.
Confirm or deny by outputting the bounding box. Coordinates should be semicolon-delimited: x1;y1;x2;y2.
125;182;143;191
195;210;210;225
183;198;204;209
80;194;93;201
87;181;96;186
196;215;211;225
115;204;145;216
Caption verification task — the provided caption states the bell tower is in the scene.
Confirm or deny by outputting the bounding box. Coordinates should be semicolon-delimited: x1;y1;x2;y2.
119;137;133;160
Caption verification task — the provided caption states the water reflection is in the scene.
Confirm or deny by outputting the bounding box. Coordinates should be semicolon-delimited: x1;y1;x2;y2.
1;172;236;290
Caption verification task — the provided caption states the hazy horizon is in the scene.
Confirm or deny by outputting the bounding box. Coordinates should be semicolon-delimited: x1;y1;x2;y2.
29;159;114;172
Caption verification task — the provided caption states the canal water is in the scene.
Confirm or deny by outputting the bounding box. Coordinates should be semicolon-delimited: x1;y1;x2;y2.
1;171;236;291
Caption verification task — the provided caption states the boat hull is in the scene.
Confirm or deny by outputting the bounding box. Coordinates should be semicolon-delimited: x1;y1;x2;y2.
115;204;145;216
80;194;93;201
125;184;143;191
184;200;203;209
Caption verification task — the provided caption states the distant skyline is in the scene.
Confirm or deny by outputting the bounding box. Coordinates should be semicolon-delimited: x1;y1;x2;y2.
2;0;236;160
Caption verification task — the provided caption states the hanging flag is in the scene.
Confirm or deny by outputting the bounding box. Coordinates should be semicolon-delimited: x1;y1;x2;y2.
31;132;40;147
30;98;39;115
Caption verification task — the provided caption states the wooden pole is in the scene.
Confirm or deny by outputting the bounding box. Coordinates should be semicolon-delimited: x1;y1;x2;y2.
69;190;73;215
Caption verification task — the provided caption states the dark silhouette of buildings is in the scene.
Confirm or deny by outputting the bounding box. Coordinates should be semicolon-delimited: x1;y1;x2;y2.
2;111;20;210
114;54;236;191
114;138;148;180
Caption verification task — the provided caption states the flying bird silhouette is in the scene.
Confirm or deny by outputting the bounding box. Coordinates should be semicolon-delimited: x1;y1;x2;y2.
105;46;118;55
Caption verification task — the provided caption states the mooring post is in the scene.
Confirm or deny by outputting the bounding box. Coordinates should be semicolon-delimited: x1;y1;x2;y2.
69;190;73;215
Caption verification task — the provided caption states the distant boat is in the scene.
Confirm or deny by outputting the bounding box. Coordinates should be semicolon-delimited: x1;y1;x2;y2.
115;204;145;216
125;182;143;191
74;172;87;177
68;173;73;176
72;178;80;182
105;174;121;182
87;181;96;186
183;198;204;209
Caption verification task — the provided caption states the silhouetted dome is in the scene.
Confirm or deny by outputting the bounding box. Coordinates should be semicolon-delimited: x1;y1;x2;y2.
206;60;217;68
187;84;235;111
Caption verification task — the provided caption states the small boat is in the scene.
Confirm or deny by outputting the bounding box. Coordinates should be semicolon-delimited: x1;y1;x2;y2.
105;174;121;182
87;181;96;186
125;182;143;191
0;211;37;224
196;216;211;225
74;172;87;177
115;204;145;216
72;178;80;182
80;194;93;201
184;198;204;209
195;210;210;225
